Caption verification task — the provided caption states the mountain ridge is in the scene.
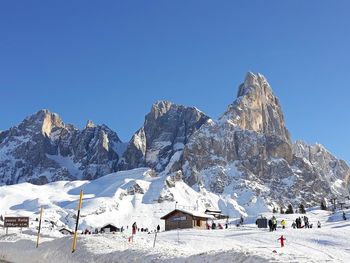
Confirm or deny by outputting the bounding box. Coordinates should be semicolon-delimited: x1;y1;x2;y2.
1;72;349;207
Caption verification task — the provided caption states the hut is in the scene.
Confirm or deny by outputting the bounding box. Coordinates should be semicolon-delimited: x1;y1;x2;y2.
204;209;229;220
256;217;268;228
161;209;214;231
101;224;119;233
59;228;73;235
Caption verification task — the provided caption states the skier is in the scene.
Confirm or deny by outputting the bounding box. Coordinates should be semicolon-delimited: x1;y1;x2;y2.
304;216;309;228
240;215;244;225
157;225;160;232
317;221;321;228
132;222;137;235
277;235;286;247
343;211;347;220
291;221;296;229
281;219;286;229
268;219;273;232
272;216;277;231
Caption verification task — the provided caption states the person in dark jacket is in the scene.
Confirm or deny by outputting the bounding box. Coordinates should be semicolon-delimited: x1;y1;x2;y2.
157;225;160;232
268;219;273;232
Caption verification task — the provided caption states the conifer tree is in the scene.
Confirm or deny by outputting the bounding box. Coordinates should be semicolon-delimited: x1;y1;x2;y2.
286;204;294;214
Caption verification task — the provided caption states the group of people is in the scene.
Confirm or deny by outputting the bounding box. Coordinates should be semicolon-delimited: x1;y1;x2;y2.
206;222;228;230
265;215;323;231
291;216;318;229
131;222;161;234
81;222;161;235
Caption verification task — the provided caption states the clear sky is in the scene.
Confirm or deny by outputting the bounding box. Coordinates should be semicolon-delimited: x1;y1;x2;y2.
1;1;349;162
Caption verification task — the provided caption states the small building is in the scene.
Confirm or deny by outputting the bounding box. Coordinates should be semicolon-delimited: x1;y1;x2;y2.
205;209;229;220
101;224;119;233
256;218;268;228
59;228;73;235
161;209;214;231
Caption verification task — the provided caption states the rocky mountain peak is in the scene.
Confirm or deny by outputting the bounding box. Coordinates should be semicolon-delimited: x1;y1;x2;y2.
119;101;210;172
19;109;64;137
85;120;96;128
221;72;291;143
149;100;173;120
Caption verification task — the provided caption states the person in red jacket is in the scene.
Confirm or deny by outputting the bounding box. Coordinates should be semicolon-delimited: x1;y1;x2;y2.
278;235;286;247
132;222;137;235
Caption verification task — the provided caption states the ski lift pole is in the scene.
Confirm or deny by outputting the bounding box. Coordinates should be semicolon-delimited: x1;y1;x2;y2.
36;206;43;248
177;221;180;244
72;190;83;253
153;230;157;248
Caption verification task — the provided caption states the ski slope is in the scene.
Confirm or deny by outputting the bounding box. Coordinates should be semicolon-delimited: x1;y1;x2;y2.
0;168;270;232
0;209;349;262
0;168;349;262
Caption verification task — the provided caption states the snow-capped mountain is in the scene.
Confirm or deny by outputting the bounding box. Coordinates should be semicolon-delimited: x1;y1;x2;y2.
1;72;349;208
118;100;209;172
180;73;349;206
0;109;126;184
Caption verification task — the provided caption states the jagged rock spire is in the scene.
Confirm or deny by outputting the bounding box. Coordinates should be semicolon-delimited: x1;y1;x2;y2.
221;72;291;144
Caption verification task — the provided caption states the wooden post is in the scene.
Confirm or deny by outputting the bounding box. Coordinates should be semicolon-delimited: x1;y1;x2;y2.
177;221;180;244
36;206;43;248
153;231;157;248
72;190;83;253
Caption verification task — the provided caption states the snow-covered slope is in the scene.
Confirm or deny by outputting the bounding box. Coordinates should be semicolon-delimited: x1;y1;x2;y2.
1;207;349;262
0;168;272;232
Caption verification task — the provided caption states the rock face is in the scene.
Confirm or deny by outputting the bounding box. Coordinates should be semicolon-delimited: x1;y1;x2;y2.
221;72;291;143
119;101;209;172
1;72;349;209
180;72;349;206
0;109;125;184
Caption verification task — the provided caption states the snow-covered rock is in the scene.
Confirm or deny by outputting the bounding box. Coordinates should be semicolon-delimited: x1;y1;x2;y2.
1;72;349;209
118;100;209;172
0;109;124;184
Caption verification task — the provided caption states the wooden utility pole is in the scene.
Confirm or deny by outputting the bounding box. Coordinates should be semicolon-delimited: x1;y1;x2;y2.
36;206;43;248
72;190;83;253
153;231;157;248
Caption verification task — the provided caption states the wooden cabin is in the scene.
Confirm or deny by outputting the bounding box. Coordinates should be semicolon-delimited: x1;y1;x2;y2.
101;224;119;233
59;228;73;235
161;209;214;231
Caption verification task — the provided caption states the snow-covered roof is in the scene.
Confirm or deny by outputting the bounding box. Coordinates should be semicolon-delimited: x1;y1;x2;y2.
161;209;215;220
205;209;222;214
101;223;118;228
59;228;73;233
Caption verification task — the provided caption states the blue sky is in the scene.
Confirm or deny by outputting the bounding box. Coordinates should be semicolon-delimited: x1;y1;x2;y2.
1;1;349;162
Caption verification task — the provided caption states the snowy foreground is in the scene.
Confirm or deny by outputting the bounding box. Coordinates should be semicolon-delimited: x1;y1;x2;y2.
1;209;350;263
0;168;349;262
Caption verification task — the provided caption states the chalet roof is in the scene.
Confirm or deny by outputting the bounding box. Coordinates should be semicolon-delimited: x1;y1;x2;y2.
205;209;222;213
101;223;118;228
161;209;215;220
59;228;73;233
